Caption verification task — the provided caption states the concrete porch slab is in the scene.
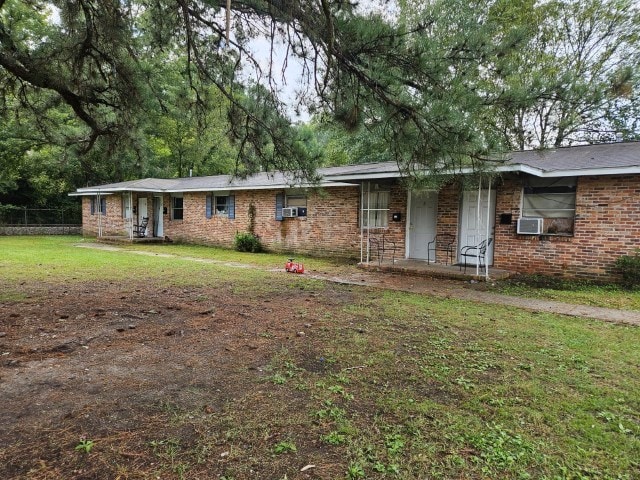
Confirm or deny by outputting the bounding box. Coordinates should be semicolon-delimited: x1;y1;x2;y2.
96;235;167;244
359;258;514;281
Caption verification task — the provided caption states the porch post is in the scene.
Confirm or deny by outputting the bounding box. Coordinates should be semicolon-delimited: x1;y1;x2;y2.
366;182;372;264
476;178;481;277
360;183;364;264
362;182;371;265
129;191;134;240
485;176;491;280
97;190;102;238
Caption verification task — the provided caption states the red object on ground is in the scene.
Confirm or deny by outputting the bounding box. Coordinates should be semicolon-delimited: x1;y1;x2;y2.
285;258;305;274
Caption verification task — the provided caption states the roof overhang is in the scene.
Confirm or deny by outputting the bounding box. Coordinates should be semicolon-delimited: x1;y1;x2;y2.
160;181;359;193
70;181;358;196
498;164;640;177
68;191;115;196
71;147;640;197
324;171;403;181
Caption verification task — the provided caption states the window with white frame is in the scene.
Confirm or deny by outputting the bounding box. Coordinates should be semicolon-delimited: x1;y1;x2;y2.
215;195;230;215
90;196;107;216
172;194;184;220
361;183;390;228
206;192;235;219
522;176;576;235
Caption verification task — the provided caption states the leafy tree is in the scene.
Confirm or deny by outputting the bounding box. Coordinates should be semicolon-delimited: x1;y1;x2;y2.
2;0;637;197
0;0;546;180
495;0;640;148
403;0;640;150
142;52;238;178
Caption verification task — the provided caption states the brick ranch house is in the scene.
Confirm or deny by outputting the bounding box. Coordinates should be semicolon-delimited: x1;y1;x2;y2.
73;141;640;281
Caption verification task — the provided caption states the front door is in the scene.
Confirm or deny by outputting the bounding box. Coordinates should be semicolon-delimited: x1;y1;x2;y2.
153;196;163;237
459;189;496;265
408;190;438;260
138;197;149;237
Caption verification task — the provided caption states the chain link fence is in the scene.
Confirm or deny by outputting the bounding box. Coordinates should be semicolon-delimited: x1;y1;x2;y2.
0;206;82;226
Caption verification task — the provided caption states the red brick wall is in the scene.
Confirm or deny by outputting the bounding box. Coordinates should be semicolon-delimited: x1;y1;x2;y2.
434;182;460;262
81;196;127;236
494;174;640;281
82;185;407;259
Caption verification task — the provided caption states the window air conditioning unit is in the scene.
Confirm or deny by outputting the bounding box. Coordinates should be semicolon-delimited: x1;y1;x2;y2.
517;217;543;235
282;207;298;218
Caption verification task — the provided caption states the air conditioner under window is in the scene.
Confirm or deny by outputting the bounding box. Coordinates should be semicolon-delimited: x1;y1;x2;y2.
282;207;298;218
517;217;543;235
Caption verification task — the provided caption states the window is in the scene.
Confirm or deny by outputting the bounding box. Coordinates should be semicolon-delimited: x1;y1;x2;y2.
361;183;390;229
522;176;576;235
206;193;235;219
90;196;107;216
215;196;230;215
286;195;307;208
286;194;307;216
172;195;183;220
275;193;284;220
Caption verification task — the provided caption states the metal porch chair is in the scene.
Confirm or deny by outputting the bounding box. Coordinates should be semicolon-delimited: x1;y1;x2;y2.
459;238;493;274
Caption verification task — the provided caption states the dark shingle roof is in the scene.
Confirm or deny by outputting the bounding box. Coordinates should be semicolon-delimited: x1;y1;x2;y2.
505;141;640;173
320;161;399;178
74;142;640;195
74;170;358;195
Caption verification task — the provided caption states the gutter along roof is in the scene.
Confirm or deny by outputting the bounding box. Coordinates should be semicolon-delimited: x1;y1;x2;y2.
73;142;640;195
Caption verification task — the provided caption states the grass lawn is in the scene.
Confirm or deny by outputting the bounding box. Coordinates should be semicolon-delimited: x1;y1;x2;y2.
1;236;639;479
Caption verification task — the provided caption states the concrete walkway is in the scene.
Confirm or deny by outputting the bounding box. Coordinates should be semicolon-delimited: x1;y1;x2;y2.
76;243;640;327
305;270;640;326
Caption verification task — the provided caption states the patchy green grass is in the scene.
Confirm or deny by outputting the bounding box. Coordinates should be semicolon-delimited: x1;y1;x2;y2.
293;291;640;479
491;275;640;311
0;235;276;286
115;237;355;271
188;290;640;479
1;236;639;479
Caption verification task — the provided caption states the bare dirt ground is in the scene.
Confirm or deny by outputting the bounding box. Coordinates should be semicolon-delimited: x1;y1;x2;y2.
1;277;361;479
